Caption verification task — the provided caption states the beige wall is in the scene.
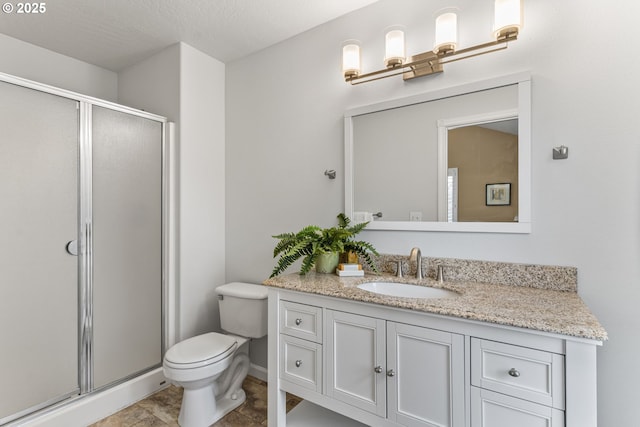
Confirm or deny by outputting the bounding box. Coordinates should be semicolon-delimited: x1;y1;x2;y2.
449;126;518;222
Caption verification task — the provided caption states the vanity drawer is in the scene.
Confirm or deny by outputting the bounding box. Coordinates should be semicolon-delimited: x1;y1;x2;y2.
280;334;322;393
280;300;323;343
471;387;565;427
471;338;565;409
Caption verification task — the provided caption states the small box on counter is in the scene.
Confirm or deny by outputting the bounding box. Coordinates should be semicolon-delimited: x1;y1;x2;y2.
337;263;362;271
336;269;365;277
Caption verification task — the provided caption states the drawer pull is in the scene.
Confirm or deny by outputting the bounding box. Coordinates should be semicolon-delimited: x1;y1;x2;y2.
295;360;303;368
374;366;383;374
387;369;395;377
295;318;302;325
508;368;521;378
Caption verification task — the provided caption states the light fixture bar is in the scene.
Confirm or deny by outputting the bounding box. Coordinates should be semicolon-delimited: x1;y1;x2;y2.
437;44;508;66
404;35;514;80
345;32;517;85
343;0;522;85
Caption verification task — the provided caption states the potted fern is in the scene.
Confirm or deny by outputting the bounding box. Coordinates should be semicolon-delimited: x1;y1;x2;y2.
270;213;378;277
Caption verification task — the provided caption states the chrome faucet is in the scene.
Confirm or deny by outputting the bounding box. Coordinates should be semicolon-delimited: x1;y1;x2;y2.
409;247;423;279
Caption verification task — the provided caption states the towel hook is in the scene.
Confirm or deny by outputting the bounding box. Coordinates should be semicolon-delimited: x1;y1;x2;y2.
324;169;336;179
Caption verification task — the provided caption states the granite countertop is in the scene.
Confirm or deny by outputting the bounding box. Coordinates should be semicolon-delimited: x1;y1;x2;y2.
263;272;608;342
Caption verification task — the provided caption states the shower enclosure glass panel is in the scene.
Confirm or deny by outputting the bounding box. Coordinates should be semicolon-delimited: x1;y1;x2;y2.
0;82;80;420
91;106;163;389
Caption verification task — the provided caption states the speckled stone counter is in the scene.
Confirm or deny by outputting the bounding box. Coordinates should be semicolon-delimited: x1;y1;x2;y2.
263;259;607;341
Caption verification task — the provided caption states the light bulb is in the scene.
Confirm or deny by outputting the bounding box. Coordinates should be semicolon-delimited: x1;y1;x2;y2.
434;12;458;54
342;41;361;79
494;0;522;39
384;28;405;68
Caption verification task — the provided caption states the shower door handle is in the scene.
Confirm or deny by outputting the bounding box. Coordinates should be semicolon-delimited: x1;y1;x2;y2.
66;240;78;256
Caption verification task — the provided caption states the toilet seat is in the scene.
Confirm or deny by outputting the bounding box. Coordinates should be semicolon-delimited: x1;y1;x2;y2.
164;332;238;370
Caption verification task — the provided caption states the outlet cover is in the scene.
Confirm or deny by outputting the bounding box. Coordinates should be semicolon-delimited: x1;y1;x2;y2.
410;211;422;221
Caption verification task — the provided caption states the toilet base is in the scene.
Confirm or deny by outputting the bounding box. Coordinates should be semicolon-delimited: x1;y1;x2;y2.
177;387;247;427
213;388;247;421
173;350;251;427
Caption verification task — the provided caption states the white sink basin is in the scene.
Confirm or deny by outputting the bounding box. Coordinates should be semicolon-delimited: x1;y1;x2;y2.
357;282;459;299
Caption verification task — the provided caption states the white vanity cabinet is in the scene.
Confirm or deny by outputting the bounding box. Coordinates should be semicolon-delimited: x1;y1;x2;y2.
267;288;600;427
326;310;465;426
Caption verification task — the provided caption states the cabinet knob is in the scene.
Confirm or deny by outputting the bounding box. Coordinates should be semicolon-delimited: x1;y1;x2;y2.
374;366;383;374
295;318;302;326
508;368;520;378
387;369;395;377
295;360;302;368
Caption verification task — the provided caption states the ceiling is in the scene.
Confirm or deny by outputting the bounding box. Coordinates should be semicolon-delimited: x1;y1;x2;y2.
0;0;379;71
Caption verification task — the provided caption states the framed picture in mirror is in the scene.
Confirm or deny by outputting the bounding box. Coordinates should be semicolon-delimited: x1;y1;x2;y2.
486;183;511;206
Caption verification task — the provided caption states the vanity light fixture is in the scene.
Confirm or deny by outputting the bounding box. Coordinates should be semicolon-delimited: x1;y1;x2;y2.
433;10;458;55
342;0;522;85
342;41;361;80
384;26;406;68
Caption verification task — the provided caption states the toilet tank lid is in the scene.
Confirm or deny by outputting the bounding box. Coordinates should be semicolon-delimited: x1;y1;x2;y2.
217;282;268;300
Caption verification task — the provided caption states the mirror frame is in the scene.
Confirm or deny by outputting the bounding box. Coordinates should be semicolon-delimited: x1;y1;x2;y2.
344;72;531;233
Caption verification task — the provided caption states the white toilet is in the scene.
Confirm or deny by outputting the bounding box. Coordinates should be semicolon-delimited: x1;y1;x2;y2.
163;282;268;427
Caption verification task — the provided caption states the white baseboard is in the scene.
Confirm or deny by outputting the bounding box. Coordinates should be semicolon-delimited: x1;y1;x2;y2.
18;368;166;427
249;363;268;382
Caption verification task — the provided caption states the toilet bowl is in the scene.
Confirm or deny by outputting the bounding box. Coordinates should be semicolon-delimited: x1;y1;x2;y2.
162;282;268;427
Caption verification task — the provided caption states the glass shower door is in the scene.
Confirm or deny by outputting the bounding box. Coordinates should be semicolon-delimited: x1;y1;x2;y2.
91;106;163;389
0;81;80;422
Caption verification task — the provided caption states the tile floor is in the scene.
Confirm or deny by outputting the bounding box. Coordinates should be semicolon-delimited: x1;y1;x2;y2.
90;376;301;426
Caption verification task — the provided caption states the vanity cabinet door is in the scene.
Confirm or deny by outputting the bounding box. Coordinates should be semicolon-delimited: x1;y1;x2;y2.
387;322;465;427
326;310;386;417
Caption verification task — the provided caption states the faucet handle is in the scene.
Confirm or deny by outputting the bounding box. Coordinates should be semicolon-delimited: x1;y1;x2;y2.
396;260;403;278
436;265;445;282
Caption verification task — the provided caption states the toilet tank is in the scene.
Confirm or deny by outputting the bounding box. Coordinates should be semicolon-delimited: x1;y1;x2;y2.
217;282;268;338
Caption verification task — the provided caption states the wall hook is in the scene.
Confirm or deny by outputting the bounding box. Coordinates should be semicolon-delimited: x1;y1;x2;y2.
553;145;569;160
324;169;336;179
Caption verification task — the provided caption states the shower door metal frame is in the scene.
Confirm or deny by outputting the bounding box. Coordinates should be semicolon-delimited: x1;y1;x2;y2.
78;101;94;394
0;71;171;421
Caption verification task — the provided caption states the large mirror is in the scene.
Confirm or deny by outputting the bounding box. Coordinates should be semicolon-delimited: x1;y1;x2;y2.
344;73;531;233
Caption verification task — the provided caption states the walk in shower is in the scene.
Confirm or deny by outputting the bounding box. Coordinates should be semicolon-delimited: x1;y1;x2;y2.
0;74;169;425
